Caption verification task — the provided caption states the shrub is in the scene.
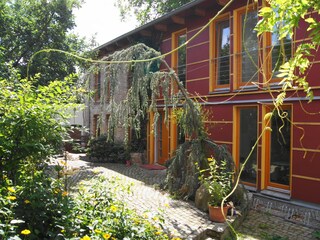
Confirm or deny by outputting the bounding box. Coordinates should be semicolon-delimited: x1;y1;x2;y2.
13;164;73;239
0;71;82;180
69;176;169;240
0;176;21;239
87;135;130;163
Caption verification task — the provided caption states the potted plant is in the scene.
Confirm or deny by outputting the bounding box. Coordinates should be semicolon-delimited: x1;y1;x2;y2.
198;157;233;222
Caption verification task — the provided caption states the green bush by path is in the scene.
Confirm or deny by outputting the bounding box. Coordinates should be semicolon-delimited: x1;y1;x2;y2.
86;135;130;164
0;170;172;240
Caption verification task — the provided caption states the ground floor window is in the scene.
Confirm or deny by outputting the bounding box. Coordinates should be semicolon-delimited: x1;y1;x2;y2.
93;114;101;137
266;106;291;188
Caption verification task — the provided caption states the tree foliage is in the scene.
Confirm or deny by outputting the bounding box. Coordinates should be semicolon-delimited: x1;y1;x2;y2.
0;0;92;85
0;66;82;180
115;0;192;24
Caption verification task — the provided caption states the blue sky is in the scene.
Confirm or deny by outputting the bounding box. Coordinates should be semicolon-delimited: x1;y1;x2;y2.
73;0;138;46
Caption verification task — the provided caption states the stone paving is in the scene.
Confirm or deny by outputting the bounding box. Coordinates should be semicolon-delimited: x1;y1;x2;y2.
53;154;320;240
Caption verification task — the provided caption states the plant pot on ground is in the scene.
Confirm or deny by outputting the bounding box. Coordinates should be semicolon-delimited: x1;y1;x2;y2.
198;157;233;223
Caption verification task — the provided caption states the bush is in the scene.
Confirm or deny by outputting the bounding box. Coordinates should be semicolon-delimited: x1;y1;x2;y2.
69;176;170;240
87;135;130;163
0;164;72;240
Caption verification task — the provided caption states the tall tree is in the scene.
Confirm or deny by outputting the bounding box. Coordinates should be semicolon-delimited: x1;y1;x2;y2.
116;0;192;24
0;0;92;85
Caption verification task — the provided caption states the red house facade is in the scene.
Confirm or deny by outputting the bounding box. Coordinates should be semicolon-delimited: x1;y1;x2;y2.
95;0;320;205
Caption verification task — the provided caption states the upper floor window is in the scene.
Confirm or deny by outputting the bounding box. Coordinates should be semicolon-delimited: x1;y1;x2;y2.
234;5;259;88
172;29;187;87
265;21;292;82
210;14;230;91
94;70;101;102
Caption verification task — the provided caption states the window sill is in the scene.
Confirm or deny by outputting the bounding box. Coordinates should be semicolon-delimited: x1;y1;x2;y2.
263;82;283;90
208;88;230;95
234;85;258;92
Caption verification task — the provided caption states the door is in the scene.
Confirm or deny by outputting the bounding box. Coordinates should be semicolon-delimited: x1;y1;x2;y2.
234;106;258;186
157;111;169;164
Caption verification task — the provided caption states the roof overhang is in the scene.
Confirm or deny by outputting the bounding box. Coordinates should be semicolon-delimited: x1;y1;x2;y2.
95;0;227;56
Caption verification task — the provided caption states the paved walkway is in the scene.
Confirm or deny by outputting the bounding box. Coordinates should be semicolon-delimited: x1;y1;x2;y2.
53;154;319;240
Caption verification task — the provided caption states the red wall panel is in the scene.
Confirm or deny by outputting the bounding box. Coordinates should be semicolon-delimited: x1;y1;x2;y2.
293;124;320;150
187;42;210;64
292;150;320;179
186;79;209;95
187;61;210;80
207;123;233;143
291;177;320;204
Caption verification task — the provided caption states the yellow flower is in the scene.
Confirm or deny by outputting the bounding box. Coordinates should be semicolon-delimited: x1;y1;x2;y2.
94;229;102;234
7;196;16;201
61;229;65;233
7;187;15;193
172;238;181;240
21;229;31;235
155;231;161;235
103;233;111;239
59;160;67;166
24;199;31;204
110;205;117;212
62;191;68;196
80;235;91;240
207;157;213;162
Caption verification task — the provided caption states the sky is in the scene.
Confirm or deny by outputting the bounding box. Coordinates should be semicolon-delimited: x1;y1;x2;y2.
73;0;138;46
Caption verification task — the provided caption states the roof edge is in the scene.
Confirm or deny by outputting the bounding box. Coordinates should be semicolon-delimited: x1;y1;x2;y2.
94;0;207;52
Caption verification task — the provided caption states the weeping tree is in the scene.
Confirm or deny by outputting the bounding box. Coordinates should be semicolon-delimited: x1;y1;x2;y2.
89;43;240;200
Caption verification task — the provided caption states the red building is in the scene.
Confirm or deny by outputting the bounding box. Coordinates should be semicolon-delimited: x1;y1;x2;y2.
95;0;320;205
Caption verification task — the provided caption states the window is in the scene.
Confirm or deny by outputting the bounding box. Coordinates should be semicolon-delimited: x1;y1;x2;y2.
172;30;187;86
93;114;101;137
94;71;101;102
265;106;291;189
234;107;258;185
265;21;292;81
210;14;230;90
234;5;259;88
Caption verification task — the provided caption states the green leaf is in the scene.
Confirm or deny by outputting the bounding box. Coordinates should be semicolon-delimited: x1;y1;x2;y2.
305;18;315;24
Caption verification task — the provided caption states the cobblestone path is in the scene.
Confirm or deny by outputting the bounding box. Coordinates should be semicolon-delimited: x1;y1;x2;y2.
57;155;319;240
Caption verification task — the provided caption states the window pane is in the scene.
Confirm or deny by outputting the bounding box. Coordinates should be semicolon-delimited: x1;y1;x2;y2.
177;34;186;86
241;11;258;83
239;108;257;184
269;110;291;186
271;32;291;76
216;20;230;85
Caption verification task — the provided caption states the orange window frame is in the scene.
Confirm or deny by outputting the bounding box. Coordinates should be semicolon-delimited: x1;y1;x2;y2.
170;29;187;155
233;105;259;187
263;105;292;191
171;29;187;89
233;4;259;89
210;13;231;91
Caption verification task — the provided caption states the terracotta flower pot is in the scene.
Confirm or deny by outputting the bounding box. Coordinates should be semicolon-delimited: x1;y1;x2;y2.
208;204;229;222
